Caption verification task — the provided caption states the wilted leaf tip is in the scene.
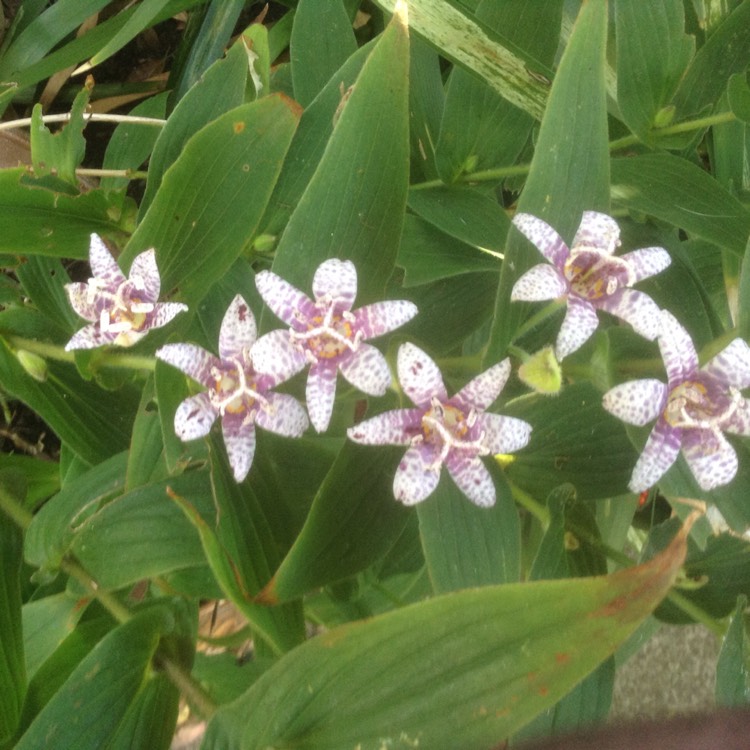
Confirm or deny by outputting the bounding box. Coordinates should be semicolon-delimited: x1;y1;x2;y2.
394;0;409;28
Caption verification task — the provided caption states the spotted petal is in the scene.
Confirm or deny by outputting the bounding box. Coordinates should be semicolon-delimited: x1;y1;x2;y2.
353;299;418;339
149;302;188;332
511;264;568;302
602;379;668;426
156;343;217;388
512;213;568;267
256;393;309;437
555;295;599;360
480;413;532;455
393;443;441;505
572;211;620;254
255;270;317;327
598;288;662;340
620;246;671;283
219;295;257;360
347;408;422;445
312;258;358;310
703;338;750;390
174;392;217;441
454;359;511;412
681;428;738;491
307;362;339;432
221;414;256;482
445;454;496;507
128;249;160;303
397;343;447;407
724;397;750;436
339;344;391;396
250;329;307;382
659;310;698;385
88;234;125;288
65;324;117;351
629;418;681;492
65;282;99;321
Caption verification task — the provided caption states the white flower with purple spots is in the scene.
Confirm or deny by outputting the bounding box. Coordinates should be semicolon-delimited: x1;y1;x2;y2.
603;310;750;492
511;211;671;359
65;234;187;350
253;259;418;433
347;343;532;507
156;295;309;482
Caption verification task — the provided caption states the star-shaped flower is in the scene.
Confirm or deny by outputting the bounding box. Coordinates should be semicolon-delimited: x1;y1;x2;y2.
156;295;309;482
511;211;671;359
347;343;532;507
603;310;750;492
65;234;187;350
253;259;418;432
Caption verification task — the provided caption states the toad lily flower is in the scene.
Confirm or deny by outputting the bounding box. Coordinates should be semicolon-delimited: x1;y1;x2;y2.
347;343;532;507
253;259;418;432
156;295;309;482
511;211;671;359
65;234;187;350
603;310;750;492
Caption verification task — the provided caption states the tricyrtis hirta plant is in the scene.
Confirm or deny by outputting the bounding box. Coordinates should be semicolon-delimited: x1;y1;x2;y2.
348;343;532;507
253;258;418;432
511;212;671;359
603;311;750;492
65;234;187;350
156;295;309;482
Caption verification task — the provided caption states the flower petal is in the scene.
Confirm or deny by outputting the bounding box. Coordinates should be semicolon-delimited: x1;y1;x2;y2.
511;264;568;302
255;270;317;326
339;344;391;396
65;282;98;321
598;288;662;340
175;393;217;441
65;324;116;351
393;444;440;505
221;414;256;482
512;213;568;267
628;418;681;492
724;397;750;436
149;302;188;331
572;211;620;254
454;359;511;412
353;299;418;339
219;295;257;360
251;329;307;382
445;455;496;507
658;310;698;385
156;343;217;387
306;363;338;432
312;258;358;309
397;342;447;407
256;393;309;437
480;413;532;454
602;379;668;426
128;249;160;303
702;338;750;390
88;234;125;288
555;296;599;360
620;246;671;283
681;428;738;491
347;409;422;445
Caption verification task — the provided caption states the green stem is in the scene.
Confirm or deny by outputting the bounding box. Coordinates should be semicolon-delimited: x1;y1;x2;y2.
159;657;218;718
0;484;34;529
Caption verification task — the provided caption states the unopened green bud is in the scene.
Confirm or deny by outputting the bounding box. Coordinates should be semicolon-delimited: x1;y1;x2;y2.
518;346;562;395
653;105;675;129
16;350;48;382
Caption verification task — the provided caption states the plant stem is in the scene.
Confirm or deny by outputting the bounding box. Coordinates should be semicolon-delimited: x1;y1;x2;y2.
159;657;218;718
0;112;166;132
76;168;149;181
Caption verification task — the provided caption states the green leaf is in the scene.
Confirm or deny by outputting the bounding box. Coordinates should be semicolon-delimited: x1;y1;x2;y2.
268;8;409;304
738;236;750;339
417;471;521;592
0;454;59;509
614;0;694;143
485;0;610;363
15;255;79;335
125;376;168;492
14;606;173;750
127;95;299;306
610;153;750;256
727;72;750;124
374;0;551;121
204;518;692;749
290;0;357;107
139;39;250;216
0;495;25;743
716;596;750;707
257;443;410;605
